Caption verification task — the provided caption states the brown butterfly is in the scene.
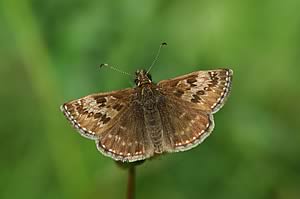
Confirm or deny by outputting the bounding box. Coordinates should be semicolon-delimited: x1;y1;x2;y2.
60;66;233;162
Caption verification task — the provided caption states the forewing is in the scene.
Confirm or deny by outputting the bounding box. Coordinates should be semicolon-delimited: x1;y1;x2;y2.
61;88;153;162
158;69;233;113
61;88;134;139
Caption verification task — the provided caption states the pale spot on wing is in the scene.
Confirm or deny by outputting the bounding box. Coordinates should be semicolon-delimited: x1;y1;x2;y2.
84;98;105;115
120;126;127;131
115;135;121;142
175;142;183;146
211;103;217;109
198;129;205;135
179;112;186;118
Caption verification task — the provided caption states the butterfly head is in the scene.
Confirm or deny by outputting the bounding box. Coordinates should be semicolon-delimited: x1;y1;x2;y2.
134;69;152;86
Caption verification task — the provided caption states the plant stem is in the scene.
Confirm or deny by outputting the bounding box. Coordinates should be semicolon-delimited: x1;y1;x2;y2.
127;166;136;199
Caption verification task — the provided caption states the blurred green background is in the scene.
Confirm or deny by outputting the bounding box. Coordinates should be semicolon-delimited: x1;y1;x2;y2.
1;0;300;198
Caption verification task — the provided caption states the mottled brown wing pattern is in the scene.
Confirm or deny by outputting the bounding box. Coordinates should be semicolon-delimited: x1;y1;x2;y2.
61;88;133;139
61;88;153;162
96;99;154;162
157;93;214;152
156;68;232;152
158;69;233;113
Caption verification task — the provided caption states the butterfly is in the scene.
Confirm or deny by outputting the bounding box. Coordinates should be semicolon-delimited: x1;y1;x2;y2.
61;68;233;162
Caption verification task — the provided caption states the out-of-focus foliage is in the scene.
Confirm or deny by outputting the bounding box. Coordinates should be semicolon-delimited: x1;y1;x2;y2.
1;0;300;199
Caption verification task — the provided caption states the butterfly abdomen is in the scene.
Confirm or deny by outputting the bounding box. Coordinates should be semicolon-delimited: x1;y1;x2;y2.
141;86;164;153
143;107;164;153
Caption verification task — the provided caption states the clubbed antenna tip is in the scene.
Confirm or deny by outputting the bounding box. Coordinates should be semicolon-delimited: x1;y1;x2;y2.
99;63;133;77
99;63;108;68
147;42;167;74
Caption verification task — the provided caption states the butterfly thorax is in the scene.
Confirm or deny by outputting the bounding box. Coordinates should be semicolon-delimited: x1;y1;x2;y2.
134;69;152;86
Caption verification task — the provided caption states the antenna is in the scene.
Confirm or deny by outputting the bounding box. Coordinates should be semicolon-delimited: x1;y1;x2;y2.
99;63;134;77
147;42;167;74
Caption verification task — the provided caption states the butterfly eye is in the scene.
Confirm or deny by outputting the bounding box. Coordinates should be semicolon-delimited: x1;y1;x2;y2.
134;78;139;85
147;73;152;81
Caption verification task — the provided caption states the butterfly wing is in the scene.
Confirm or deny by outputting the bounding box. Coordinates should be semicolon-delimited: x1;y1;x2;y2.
157;94;214;152
95;97;154;162
158;68;233;113
61;88;153;162
157;68;232;151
